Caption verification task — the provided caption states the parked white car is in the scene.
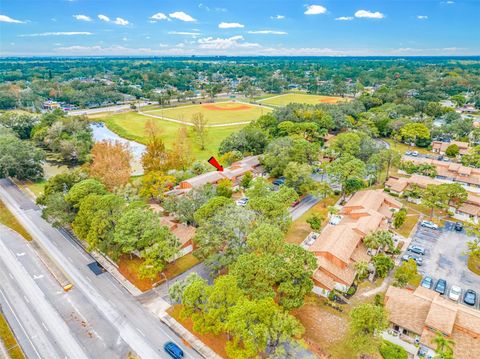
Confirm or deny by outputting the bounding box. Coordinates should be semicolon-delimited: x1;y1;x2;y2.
235;197;249;206
448;285;462;302
420;220;439;230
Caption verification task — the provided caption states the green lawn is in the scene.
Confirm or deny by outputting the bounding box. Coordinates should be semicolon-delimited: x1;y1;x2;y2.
258;93;347;106
394;213;420;238
0;313;25;359
102;111;246;161
385;138;431;155
144;101;271;124
0;199;32;241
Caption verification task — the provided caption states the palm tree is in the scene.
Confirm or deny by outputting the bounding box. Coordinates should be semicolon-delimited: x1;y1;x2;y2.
354;261;370;281
433;331;455;359
363;230;394;252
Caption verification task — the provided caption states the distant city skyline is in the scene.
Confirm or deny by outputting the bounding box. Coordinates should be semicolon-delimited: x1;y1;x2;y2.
1;0;479;56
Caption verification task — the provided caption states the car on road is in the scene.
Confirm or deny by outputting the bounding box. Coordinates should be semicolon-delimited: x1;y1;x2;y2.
408;245;426;255
420;220;439;230
235;197;249;206
273;177;285;186
464;289;477;306
448;285;462;302
291;199;301;207
401;254;423;266
164;342;184;359
405;150;412;155
411;151;419;156
421;276;433;289
435;279;447;295
454;222;463;231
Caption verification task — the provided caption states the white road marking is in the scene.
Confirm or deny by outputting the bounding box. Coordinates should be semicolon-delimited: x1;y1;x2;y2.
33;274;44;280
136;328;146;337
41;322;49;332
23;295;30;303
16;252;26;256
8;272;14;279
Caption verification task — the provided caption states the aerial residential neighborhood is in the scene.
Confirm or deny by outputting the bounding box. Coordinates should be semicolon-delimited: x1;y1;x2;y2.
1;1;480;359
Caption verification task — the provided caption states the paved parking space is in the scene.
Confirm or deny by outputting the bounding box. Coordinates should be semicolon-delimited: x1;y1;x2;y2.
408;222;480;308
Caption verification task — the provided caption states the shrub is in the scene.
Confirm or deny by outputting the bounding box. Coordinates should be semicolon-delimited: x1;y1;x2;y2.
393;208;407;228
379;340;408;359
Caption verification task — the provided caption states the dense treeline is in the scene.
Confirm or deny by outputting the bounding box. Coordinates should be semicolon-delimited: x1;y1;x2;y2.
1;57;480;109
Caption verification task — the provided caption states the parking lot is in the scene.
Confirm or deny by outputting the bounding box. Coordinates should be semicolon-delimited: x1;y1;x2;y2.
408;221;480;308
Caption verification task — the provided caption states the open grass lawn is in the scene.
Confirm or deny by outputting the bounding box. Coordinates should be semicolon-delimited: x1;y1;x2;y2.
394;212;420;238
258;93;347;106
285;195;339;244
102;111;245;161
0;313;25;359
398;198;449;226
144;101;271;125
468;255;480;275
117;253;200;292
168;304;229;358
385;138;431;155
0;200;32;241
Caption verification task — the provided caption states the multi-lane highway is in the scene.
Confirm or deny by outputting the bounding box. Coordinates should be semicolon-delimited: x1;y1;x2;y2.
0;178;202;359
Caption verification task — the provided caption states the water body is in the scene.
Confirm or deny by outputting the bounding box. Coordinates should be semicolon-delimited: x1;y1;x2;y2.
90;123;145;176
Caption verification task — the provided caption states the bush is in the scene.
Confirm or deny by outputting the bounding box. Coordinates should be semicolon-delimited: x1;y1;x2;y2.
393;208;407;228
379;340;408;359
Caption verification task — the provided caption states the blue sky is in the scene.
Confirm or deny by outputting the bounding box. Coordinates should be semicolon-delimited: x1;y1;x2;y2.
1;0;479;56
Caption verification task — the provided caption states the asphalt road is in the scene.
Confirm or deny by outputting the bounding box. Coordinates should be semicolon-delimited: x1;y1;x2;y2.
0;178;202;359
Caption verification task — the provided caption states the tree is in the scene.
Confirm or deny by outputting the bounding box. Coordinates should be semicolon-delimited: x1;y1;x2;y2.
372;254;394;278
393;208;407;229
433;331;455;359
422;184;449;219
72;194;126;252
0;130;44;180
89;140;132;191
169;127;193;170
355;261;370;281
193;196;233;226
397;123;430;146
240;171;253;190
283;161;318;195
225;298;304;359
326;154;366;199
138;171;176;201
40;192;74;227
141;120;169;173
191;112;208;150
306;212;324;231
0;111;38;139
65;178;107;209
364;230;395;251
393;259;421;288
379;149;401;182
344;177;365;196
216;178;233;198
445;144;459;158
36;170;86;205
348;303;389;355
169;272;203;304
219;126;269;155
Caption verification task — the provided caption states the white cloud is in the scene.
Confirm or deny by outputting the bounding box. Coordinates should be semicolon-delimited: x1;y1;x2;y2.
150;12;168;21
113;17;129;26
73;14;92;22
248;30;287;35
304;5;327;15
198;35;260;50
168;31;202;37
355;10;385;19
20;32;93;37
218;22;244;29
0;15;25;23
198;4;227;12
169;11;196;22
417;15;428;20
272;15;285;20
98;14;110;22
335;16;354;21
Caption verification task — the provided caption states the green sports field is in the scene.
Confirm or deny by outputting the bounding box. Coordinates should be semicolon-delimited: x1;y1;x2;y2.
143;101;271;125
258;93;347;106
101;112;245;160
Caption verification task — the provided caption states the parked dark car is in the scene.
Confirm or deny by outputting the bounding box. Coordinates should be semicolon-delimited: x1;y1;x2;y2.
273;177;285;186
421;276;433;289
164;342;184;359
454;222;463;231
435;279;447;295
408;245;426;255
464;289;477;306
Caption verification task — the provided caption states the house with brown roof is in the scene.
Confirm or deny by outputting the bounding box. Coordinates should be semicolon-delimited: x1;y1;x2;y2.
386;174;480;223
178;155;261;191
384;285;480;358
431;141;470;156
402;155;480;188
307;189;402;297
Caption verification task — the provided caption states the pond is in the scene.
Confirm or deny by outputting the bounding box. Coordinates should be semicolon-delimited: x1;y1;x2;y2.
90;123;145;176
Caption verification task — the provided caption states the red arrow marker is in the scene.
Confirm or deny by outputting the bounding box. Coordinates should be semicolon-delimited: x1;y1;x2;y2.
208;156;224;171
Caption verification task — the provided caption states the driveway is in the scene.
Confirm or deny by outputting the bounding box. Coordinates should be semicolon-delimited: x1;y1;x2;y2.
409;223;480;307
